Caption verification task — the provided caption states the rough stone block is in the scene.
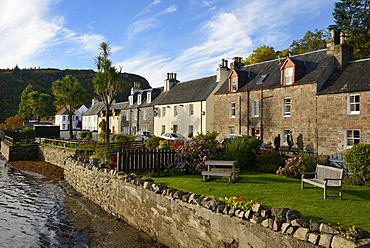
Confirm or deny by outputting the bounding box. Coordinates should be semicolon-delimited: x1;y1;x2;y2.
320;223;340;235
250;213;263;224
290;218;310;228
237;210;245;219
331;235;356;248
309;219;321;232
252;203;262;213
307;232;319;245
271;207;290;218
355;238;370;247
261;209;271;218
143;181;152;189
281;223;291;234
354;227;370;238
318;234;334;248
244;210;253;220
286;209;301;222
285;226;298;236
273;218;284;232
293;227;309;241
261;219;269;228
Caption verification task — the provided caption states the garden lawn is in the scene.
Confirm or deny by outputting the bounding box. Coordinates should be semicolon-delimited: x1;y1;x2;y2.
153;170;370;232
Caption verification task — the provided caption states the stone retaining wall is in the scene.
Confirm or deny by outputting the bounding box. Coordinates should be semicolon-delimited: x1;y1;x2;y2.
38;146;370;248
1;141;39;161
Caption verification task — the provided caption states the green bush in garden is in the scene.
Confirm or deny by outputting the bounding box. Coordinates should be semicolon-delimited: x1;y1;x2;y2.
112;134;134;143
145;136;165;149
344;143;370;182
223;137;262;168
80;130;92;139
256;149;281;173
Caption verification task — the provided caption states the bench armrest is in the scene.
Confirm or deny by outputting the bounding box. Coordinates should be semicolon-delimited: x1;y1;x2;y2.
324;178;342;181
301;172;316;179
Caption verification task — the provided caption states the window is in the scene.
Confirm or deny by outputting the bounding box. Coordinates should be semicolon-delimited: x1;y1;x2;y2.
189;104;194;116
348;94;360;114
188;125;194;137
283;130;290;144
162;107;166;117
138;95;142;105
230;102;236;117
345;130;360;148
129;96;134;105
252;100;259;117
283;67;293;85
63;116;66;121
283;98;291;116
147;92;151;103
161;125;166;134
174;106;178;117
257;74;268;83
229;127;235;134
231;77;237;92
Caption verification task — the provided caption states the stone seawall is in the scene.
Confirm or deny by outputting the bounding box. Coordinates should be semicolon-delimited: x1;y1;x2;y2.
38;146;369;248
1;141;39;161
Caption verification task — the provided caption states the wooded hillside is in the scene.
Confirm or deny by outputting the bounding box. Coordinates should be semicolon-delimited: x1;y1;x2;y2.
0;68;150;122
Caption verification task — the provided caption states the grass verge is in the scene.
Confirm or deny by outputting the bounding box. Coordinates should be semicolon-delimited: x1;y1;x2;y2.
153;170;370;231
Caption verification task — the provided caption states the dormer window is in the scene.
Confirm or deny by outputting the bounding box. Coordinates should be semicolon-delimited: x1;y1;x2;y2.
129;96;133;105
283;67;293;85
147;92;151;103
231;77;237;92
138;95;142;105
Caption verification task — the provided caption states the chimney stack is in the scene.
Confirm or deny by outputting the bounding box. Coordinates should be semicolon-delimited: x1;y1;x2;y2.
230;57;244;69
216;58;230;83
164;72;179;92
327;30;353;69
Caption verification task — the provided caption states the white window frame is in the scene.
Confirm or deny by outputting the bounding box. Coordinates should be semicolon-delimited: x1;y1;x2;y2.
161;125;166;134
137;95;142;105
347;94;360;114
147;92;151;103
252;100;259;117
345;129;360;148
231;77;237;92
283;98;291;117
189;104;194;116
188;125;193;137
284;67;293;85
162;107;166;117
129;96;134;105
174;106;178;117
230;102;236;118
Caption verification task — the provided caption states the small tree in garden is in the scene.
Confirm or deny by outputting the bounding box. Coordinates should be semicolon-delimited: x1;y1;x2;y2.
256;149;282;173
165;132;222;175
345;143;370;182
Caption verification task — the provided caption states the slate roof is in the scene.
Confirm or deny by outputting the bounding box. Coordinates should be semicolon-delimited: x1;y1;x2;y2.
83;102;105;116
155;75;218;105
318;58;370;95
216;49;330;94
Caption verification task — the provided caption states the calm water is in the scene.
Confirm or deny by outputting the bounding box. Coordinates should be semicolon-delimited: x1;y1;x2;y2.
0;159;158;248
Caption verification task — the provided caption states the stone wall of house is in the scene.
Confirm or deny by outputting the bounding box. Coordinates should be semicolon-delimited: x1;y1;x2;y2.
317;92;370;155
37;146;370;248
214;83;318;152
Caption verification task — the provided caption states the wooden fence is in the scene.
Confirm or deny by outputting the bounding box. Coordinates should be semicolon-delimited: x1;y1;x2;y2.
117;149;176;173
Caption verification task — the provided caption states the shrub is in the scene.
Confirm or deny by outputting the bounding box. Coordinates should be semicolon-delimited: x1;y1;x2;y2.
19;127;35;139
112;134;134;143
223;137;262;168
157;140;171;149
145;136;165;149
344;143;370;182
256;149;281;173
343;174;363;186
276;156;307;178
165;132;223;175
80;130;92;139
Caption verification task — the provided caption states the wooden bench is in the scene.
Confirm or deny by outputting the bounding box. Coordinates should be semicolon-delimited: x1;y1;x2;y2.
301;164;343;199
202;160;238;183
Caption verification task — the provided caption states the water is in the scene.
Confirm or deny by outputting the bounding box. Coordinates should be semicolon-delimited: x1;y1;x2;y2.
0;159;160;248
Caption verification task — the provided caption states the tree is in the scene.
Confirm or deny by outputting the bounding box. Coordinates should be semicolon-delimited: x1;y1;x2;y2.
19;84;34;120
4;114;25;131
18;84;51;122
289;29;330;55
29;91;51;122
330;0;370;59
52;75;89;138
242;45;277;65
93;42;122;144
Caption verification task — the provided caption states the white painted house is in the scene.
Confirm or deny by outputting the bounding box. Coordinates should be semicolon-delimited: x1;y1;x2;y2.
153;64;229;138
54;104;89;131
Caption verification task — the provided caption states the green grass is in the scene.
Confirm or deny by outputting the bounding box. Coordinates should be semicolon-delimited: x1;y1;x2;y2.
153;170;370;231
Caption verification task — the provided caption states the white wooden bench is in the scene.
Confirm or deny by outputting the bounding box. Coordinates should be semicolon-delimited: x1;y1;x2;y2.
301;164;343;199
202;160;238;183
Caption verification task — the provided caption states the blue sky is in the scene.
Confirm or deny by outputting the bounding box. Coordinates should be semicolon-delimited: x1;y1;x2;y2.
0;0;336;88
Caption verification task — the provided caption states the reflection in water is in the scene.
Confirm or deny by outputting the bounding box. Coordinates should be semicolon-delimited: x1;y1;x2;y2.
0;160;88;247
0;160;160;248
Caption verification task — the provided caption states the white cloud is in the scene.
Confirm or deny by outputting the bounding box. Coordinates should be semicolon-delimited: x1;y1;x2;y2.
162;5;177;14
119;0;334;87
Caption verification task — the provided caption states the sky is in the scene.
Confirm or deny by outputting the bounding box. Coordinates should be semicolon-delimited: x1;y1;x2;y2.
0;0;337;88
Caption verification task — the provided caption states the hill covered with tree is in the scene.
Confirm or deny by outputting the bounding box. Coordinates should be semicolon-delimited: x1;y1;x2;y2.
0;67;150;122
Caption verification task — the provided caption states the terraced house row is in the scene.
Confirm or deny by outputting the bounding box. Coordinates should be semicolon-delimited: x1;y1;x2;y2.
71;30;369;156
